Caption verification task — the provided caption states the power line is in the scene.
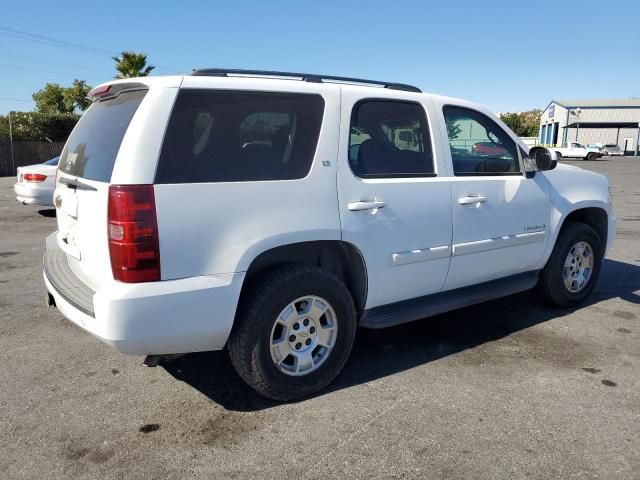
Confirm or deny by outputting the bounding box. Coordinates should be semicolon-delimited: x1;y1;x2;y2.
0;26;113;56
0;62;85;77
0;97;30;102
0;25;180;74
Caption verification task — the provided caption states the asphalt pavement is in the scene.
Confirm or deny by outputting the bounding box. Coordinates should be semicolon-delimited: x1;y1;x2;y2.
0;157;638;479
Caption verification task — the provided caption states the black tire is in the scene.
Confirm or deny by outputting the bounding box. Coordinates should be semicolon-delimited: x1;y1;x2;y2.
538;222;603;307
586;152;599;161
228;264;357;401
556;152;562;160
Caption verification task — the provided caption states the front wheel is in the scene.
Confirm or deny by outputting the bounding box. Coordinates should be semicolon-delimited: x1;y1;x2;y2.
228;265;357;401
556;152;562;160
538;222;603;307
586;152;599;161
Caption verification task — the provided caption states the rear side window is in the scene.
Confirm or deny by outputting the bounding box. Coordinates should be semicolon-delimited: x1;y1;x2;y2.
443;105;520;176
349;100;434;178
155;90;325;183
59;90;147;182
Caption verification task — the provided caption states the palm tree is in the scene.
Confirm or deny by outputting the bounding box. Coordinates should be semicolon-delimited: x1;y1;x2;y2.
112;51;155;78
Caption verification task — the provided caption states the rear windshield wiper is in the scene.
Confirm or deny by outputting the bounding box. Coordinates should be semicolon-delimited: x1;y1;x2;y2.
59;177;97;191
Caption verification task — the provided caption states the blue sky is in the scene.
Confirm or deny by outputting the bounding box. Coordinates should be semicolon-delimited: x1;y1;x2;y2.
1;0;638;115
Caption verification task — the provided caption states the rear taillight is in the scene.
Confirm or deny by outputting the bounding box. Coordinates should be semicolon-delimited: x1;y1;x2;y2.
107;185;160;283
24;173;47;182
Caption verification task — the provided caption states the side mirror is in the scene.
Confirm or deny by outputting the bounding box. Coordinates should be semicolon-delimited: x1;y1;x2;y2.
527;146;557;172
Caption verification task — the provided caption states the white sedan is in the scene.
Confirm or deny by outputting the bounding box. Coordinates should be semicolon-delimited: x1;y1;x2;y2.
14;157;59;206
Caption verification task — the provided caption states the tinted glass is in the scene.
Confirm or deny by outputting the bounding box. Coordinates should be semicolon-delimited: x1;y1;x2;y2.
349;100;434;178
443;106;520;175
44;157;59;166
155;90;325;183
59;90;147;182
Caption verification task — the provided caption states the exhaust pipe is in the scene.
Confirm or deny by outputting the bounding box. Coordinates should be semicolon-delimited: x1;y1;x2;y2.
142;354;184;367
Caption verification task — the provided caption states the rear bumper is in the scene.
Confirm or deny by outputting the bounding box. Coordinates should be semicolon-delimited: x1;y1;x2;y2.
14;183;54;206
43;236;244;355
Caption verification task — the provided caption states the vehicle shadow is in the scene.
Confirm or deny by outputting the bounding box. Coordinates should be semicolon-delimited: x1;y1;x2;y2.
161;258;640;411
37;209;56;218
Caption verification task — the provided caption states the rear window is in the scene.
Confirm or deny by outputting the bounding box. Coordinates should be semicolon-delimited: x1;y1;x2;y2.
59;90;147;182
155;90;325;183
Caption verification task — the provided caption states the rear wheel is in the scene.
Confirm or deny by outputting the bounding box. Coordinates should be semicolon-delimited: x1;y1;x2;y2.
228;264;356;401
556;152;562;160
538;222;603;307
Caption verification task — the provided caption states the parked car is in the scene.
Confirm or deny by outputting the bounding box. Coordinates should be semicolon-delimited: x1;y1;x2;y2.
44;71;616;401
14;157;59;206
601;144;624;156
472;141;509;156
553;142;603;161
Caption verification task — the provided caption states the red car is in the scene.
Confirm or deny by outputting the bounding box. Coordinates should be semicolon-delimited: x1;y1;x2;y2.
472;142;509;156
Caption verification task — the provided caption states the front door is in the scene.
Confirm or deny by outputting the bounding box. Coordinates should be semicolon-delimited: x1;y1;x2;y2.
438;104;551;290
338;92;452;309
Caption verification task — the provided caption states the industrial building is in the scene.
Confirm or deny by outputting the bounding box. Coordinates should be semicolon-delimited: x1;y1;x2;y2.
539;99;640;154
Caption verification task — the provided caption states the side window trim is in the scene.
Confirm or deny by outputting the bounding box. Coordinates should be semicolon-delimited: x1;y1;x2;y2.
348;98;437;179
442;104;524;177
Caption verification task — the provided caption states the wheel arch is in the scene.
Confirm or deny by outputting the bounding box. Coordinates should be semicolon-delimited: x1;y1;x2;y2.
239;240;368;312
558;206;608;246
543;206;609;269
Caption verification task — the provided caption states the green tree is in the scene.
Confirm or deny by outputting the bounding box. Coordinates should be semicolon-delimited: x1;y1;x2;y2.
63;79;92;113
0;112;78;141
32;83;66;114
446;117;461;139
499;109;541;137
33;80;92;114
112;51;155;78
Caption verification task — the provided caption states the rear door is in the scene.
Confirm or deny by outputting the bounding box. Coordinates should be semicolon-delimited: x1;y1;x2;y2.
152;79;341;280
55;85;153;291
338;89;453;309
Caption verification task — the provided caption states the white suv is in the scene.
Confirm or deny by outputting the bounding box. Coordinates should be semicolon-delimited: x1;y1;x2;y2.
44;69;616;401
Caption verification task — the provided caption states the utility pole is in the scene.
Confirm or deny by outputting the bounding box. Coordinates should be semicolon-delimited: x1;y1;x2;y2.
8;111;15;174
635;123;640;160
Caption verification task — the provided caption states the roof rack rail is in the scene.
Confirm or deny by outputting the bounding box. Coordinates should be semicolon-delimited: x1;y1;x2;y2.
190;68;422;93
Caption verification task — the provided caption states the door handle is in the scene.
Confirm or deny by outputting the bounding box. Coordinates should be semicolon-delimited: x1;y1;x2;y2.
348;200;386;211
458;195;486;205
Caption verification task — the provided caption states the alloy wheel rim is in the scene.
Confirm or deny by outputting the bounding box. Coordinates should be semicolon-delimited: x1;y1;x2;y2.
563;241;594;293
269;295;338;376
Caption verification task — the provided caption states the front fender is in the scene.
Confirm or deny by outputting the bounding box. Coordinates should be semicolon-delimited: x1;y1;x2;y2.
539;164;614;265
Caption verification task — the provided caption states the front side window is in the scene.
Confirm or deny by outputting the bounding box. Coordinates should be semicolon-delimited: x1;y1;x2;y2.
155;90;324;183
349;100;434;178
443;106;520;176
